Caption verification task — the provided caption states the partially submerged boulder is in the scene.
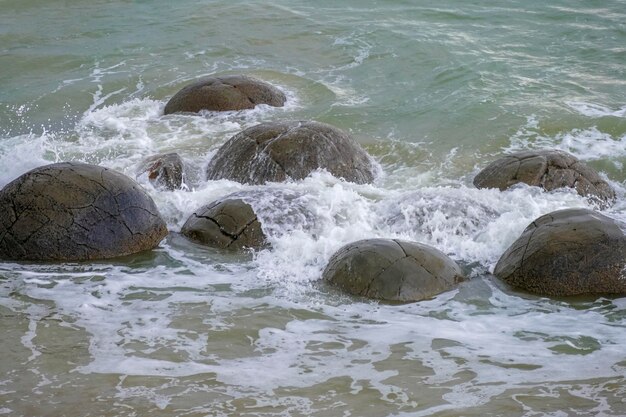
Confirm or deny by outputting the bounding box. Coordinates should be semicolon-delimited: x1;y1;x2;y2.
323;239;465;302
206;120;376;185
494;208;626;296
473;150;615;208
163;75;286;114
137;152;185;190
0;162;168;261
181;189;317;251
181;197;265;250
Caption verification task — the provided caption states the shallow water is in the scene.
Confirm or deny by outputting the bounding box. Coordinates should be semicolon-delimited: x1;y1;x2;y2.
1;0;625;416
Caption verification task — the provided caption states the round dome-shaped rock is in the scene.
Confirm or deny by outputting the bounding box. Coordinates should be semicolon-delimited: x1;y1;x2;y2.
473;150;615;208
0;162;168;261
494;208;626;297
206;121;376;185
163;75;286;114
323;239;465;302
181;197;266;250
137;152;186;190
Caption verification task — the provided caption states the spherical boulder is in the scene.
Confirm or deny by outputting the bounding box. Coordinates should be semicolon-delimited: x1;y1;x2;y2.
0;162;168;261
323;239;465;302
206;120;376;185
473;150;615;208
494;208;626;296
163;75;286;114
137;152;185;190
181;197;266;250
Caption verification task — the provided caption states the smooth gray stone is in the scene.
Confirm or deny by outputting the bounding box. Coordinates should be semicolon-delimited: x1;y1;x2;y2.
182;197;265;250
323;238;465;302
474;150;615;208
206;120;376;185
494;208;626;296
0;162;168;261
164;75;286;114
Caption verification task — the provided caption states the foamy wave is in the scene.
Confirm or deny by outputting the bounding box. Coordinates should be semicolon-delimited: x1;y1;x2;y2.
0;132;58;188
505;116;626;163
233;174;591;286
5;263;623;413
567;101;626;118
0;87;301;187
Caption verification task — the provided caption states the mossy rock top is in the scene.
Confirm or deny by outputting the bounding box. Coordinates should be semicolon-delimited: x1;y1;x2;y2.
0;162;168;261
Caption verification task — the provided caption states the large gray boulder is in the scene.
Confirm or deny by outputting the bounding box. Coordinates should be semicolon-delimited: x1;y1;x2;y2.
494;208;626;296
137;152;185;190
163;75;286;114
181;197;266;250
206;121;376;185
323;239;465;302
473;150;615;208
0;162;168;261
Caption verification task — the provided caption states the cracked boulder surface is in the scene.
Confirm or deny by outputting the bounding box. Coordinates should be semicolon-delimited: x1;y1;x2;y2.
494;208;626;297
206;120;376;185
0;162;168;261
322;238;465;302
181;197;266;251
163;75;286;114
473;150;615;208
137;152;185;190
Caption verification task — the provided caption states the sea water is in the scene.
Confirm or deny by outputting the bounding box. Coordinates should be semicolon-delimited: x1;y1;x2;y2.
1;0;625;416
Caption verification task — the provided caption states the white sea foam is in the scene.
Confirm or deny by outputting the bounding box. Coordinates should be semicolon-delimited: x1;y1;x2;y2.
1;93;625;415
10;269;621;414
0;132;55;188
0;87;300;188
504;115;626;164
566;101;626;118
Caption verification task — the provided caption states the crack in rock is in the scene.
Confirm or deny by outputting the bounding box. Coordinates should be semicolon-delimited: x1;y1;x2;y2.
323;238;464;302
0;162;167;261
205;121;376;185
